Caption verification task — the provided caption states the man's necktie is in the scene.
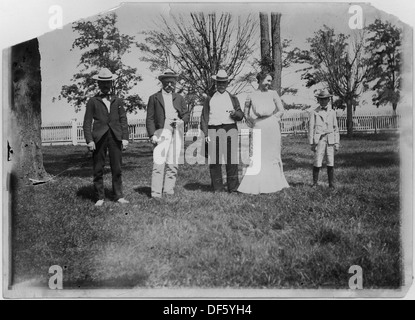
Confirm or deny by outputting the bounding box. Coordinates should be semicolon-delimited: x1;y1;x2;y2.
101;94;111;100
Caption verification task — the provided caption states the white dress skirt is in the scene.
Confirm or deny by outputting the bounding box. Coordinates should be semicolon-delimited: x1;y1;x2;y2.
237;90;289;194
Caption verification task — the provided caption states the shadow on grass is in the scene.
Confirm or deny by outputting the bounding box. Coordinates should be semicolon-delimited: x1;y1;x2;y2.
183;182;212;192
283;155;313;171
76;185;114;202
338;151;399;168
134;186;152;198
64;272;149;289
42;144;154;178
44;158;145;178
121;150;154;158
288;181;310;188
340;132;399;141
283;150;399;171
43;149;93;178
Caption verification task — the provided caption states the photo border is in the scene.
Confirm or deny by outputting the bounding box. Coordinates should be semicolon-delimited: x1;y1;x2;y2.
1;0;413;300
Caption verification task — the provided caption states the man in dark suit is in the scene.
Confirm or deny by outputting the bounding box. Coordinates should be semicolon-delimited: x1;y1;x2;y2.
83;68;129;206
146;70;190;198
200;69;244;193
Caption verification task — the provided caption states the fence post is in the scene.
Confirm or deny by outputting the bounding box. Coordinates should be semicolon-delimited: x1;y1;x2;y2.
373;116;377;134
132;127;135;143
131;122;135;143
71;119;78;145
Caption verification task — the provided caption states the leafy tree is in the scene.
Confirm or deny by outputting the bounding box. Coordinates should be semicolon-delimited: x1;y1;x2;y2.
57;13;145;113
294;26;368;136
138;12;258;101
364;19;402;113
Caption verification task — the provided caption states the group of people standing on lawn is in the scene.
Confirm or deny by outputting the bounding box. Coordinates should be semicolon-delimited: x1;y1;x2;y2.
83;68;340;206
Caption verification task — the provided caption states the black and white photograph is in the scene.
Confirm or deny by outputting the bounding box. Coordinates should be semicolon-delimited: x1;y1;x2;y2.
1;0;413;300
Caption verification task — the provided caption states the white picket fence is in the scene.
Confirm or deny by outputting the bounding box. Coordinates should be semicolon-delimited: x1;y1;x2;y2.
41;113;401;146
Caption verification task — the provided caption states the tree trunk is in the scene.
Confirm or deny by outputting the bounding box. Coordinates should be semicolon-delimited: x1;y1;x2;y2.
10;38;47;184
392;102;397;115
259;12;271;73
346;99;354;137
271;12;282;95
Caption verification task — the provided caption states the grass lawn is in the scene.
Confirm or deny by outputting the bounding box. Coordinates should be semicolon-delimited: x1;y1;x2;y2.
11;133;402;290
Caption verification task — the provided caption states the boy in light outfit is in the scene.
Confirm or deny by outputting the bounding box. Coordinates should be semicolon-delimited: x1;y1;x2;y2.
308;89;340;188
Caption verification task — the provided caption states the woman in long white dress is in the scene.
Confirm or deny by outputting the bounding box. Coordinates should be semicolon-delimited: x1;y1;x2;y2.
237;72;289;194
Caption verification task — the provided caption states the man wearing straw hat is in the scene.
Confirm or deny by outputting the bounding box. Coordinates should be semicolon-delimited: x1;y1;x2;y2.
146;69;190;199
308;88;340;188
200;69;244;193
83;68;130;206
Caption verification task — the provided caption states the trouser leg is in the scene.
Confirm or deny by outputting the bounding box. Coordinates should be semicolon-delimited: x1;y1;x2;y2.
208;127;224;192
209;164;225;191
313;166;320;186
225;125;239;192
151;128;172;198
93;132;108;200
151;162;165;198
313;135;327;187
327;166;334;188
163;164;178;194
225;135;239;192
108;130;123;200
208;124;238;192
325;143;335;188
314;136;326;167
163;127;182;194
226;164;239;192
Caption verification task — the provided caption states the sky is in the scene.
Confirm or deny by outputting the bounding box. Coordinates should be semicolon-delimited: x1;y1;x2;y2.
1;1;411;123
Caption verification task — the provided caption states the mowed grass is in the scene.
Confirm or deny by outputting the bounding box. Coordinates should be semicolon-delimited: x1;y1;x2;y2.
11;133;402;289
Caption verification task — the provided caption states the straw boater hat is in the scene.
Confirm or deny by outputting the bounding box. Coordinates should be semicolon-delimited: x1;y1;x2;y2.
315;88;333;99
92;68;118;81
212;69;229;82
158;69;179;81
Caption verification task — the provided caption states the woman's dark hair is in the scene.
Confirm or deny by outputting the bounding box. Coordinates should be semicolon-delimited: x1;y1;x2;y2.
256;71;273;84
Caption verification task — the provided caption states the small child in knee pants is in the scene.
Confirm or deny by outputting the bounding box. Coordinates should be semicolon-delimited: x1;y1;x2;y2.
308;89;340;188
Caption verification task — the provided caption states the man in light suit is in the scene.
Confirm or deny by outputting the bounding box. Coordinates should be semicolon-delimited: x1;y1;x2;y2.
308;89;340;188
83;68;129;206
146;70;190;199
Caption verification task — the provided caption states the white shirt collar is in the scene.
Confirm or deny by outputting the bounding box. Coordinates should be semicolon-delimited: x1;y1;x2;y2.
214;91;229;96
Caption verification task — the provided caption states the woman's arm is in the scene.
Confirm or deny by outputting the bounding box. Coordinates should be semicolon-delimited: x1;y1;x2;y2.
244;96;251;118
273;91;285;113
244;96;255;128
272;91;285;120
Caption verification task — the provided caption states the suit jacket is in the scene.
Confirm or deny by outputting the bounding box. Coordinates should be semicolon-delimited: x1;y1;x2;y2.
200;91;244;136
308;107;340;145
146;91;190;138
83;95;129;144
